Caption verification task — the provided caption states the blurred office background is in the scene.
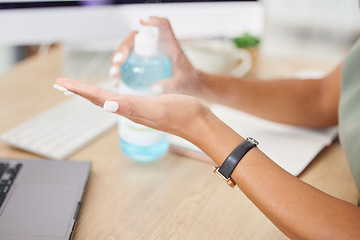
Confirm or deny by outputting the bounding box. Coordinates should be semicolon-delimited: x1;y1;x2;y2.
0;0;359;76
262;0;360;62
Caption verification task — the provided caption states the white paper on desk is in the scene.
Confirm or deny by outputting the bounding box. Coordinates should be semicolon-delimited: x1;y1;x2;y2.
169;104;338;176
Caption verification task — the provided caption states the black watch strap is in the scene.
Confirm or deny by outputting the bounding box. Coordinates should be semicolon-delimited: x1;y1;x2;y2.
219;138;258;178
213;137;258;188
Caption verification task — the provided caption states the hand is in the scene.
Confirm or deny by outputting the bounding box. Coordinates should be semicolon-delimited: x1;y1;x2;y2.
55;77;211;141
109;16;201;96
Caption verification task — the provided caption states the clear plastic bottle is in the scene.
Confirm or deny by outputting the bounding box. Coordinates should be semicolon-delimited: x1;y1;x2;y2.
119;26;172;162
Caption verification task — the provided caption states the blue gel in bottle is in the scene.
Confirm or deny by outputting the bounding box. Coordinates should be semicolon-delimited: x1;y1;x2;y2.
119;26;172;162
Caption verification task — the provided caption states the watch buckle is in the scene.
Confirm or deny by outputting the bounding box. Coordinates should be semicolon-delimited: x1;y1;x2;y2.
246;137;259;146
212;166;236;188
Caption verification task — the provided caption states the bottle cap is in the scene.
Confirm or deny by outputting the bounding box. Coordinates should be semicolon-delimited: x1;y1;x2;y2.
134;26;159;56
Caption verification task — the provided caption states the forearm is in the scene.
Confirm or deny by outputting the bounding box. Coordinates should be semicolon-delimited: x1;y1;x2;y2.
190;113;360;240
237;149;360;239
57;73;358;239
189;71;338;127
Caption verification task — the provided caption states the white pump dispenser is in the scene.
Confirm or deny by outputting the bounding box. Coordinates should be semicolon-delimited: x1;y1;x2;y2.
119;25;172;162
134;26;159;56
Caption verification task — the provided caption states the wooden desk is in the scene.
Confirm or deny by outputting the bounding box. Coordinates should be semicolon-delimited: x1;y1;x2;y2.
0;47;358;240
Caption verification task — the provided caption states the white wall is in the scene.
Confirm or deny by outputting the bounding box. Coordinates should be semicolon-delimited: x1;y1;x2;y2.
261;0;360;62
264;0;360;34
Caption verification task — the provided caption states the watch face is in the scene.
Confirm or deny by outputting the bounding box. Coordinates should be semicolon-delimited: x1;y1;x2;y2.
212;166;236;188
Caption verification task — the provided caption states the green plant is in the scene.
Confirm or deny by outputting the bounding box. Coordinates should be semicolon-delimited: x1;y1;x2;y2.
233;33;260;48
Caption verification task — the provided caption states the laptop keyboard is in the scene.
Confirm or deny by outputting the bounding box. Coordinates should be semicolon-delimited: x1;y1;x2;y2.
0;163;22;208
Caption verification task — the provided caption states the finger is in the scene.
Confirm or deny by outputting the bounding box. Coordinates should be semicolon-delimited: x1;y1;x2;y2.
111;31;137;66
151;79;178;95
55;78;160;128
141;16;182;61
55;78;118;107
108;65;119;79
104;95;165;130
109;31;138;82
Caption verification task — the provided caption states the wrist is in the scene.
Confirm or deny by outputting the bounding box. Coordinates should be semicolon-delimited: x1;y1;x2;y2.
192;70;208;96
188;70;246;106
213;137;259;188
186;110;245;166
181;69;207;97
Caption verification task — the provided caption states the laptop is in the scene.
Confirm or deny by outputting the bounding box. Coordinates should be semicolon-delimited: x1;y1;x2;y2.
0;158;91;240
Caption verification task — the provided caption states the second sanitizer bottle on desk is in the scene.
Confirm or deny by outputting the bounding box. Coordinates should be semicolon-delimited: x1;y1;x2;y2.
119;26;172;162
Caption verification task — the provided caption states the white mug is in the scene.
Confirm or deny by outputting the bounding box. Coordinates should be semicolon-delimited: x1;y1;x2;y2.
182;39;252;77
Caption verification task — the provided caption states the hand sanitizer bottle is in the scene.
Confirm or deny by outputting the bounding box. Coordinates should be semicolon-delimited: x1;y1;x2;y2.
119;26;172;162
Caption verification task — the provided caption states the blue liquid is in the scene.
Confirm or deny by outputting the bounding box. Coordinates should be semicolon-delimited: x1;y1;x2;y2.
120;136;169;162
121;53;172;90
120;52;172;162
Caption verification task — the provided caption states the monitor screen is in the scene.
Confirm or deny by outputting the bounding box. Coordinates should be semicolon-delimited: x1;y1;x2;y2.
0;0;256;9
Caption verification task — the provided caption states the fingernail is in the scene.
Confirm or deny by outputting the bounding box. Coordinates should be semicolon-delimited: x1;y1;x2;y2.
109;65;118;77
141;16;150;22
54;84;75;95
53;84;68;92
64;90;75;96
112;52;123;64
151;84;164;96
103;100;119;112
111;78;119;87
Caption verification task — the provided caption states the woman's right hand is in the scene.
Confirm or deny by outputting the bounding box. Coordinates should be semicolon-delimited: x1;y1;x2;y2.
109;16;202;96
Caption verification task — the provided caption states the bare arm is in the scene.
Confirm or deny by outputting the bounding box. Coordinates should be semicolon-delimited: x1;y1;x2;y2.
55;77;359;240
194;113;359;240
102;17;358;238
189;63;341;128
110;17;341;128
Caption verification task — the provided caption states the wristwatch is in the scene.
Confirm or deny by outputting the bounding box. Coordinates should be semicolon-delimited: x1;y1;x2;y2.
213;137;259;188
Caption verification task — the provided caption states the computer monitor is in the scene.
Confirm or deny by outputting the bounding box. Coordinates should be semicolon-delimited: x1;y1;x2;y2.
0;0;264;46
0;0;263;79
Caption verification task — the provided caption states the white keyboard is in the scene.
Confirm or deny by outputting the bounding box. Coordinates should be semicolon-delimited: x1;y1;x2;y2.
1;80;118;160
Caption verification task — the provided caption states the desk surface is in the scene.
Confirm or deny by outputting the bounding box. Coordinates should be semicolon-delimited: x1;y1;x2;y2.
0;46;358;240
